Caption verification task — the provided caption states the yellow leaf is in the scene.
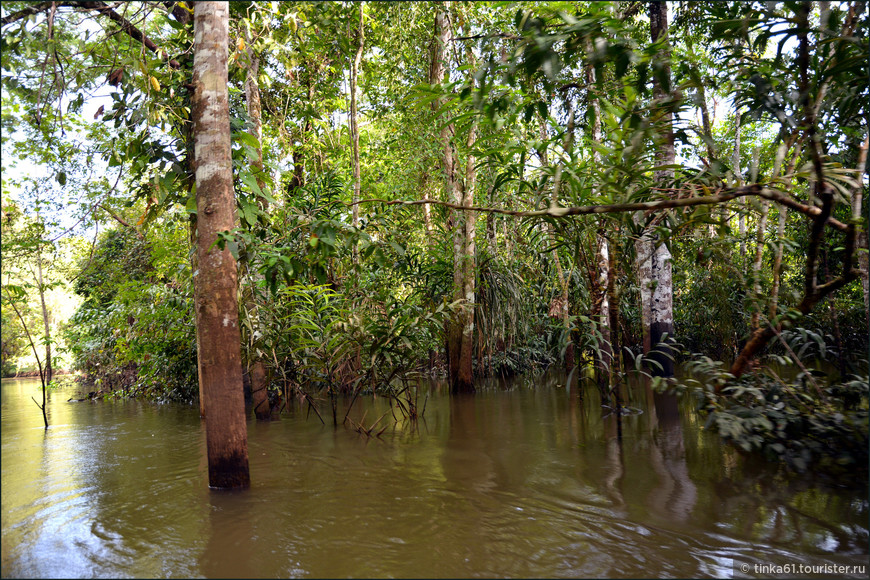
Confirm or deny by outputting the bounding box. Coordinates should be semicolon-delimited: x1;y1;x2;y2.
289;14;298;34
150;76;161;92
238;37;246;51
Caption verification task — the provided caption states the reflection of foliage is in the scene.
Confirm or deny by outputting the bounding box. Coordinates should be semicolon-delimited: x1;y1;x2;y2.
671;348;869;479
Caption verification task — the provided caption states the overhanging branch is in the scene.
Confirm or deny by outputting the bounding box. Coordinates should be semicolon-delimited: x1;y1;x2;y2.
354;184;849;232
1;1;182;68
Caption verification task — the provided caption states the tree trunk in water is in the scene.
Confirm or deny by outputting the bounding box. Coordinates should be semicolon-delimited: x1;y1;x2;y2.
454;41;477;393
36;252;52;387
192;1;250;489
585;42;610;381
350;2;365;264
538;114;574;374
646;1;675;378
433;4;474;393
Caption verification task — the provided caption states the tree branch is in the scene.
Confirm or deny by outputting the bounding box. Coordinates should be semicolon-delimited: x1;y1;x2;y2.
0;2;55;27
97;203;145;239
2;1;181;68
354;184;849;231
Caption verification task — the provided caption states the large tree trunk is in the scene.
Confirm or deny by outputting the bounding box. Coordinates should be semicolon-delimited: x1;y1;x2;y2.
192;1;250;489
644;0;675;378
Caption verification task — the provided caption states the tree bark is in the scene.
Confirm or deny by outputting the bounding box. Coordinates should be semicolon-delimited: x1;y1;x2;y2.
192;1;250;489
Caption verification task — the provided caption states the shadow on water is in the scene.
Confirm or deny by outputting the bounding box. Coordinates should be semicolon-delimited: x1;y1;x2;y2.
2;374;867;578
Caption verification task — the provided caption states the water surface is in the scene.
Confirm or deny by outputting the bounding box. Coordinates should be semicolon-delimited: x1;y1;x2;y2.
1;374;867;578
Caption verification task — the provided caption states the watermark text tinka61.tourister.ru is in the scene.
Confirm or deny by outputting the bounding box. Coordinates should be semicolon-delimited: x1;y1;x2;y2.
736;562;868;577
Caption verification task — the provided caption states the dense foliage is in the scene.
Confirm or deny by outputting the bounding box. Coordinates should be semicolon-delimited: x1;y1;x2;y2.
1;1;866;472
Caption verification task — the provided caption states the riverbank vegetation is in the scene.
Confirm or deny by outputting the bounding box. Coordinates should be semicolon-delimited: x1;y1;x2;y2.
1;2;866;483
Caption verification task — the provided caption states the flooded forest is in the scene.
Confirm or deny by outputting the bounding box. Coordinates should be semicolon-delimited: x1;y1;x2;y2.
1;1;868;578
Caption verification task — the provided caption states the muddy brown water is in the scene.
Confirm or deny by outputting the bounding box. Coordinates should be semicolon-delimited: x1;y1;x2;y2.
1;373;867;578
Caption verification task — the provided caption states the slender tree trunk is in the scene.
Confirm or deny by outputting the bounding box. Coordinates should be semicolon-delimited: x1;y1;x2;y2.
539;114;573;373
768;206;788;321
8;297;48;428
769;141;804;323
192;1;250;489
607;240;622;382
860;229;869;327
697;82;719;237
459;94;477;391
585;42;610;381
350;2;365;264
734;112;746;258
486;183;497;256
427;5;447;249
853;138;869;328
751;200;770;331
454;42;477;393
420;172;433;240
242;26;271;422
35;251;52;387
243;34;264;201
